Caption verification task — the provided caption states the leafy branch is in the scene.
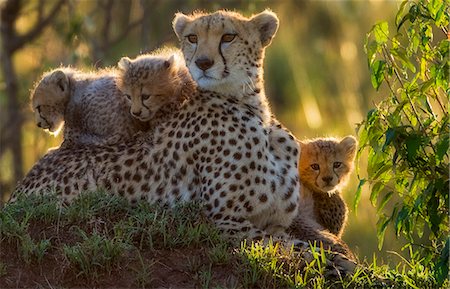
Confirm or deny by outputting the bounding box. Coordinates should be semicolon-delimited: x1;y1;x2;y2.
356;0;449;286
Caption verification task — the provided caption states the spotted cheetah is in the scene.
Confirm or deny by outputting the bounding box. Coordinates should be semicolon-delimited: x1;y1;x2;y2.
292;136;357;238
14;10;355;273
30;67;147;146
116;48;196;126
15;9;298;241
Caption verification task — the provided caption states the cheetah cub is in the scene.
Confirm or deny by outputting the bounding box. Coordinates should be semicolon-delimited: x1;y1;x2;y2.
117;48;195;125
31;67;147;146
295;136;357;238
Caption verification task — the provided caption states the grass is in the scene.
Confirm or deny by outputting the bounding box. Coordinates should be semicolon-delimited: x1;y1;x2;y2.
0;191;447;288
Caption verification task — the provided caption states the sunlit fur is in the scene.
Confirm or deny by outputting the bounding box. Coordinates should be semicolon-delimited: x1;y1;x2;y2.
173;10;278;123
295;136;357;237
117;48;195;122
30;67;76;135
30;67;146;145
299;136;357;194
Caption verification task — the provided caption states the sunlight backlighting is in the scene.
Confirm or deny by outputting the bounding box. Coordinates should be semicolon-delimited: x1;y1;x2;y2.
47;123;64;137
340;41;357;62
302;96;323;129
343;93;363;128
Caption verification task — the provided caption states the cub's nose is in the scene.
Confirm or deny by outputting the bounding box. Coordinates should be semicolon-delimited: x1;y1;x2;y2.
322;176;333;184
37;122;43;128
195;57;214;71
131;110;142;117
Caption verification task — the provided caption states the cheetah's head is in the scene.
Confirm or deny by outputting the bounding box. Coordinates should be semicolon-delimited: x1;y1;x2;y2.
299;136;357;194
117;50;188;122
31;69;72;134
173;10;278;98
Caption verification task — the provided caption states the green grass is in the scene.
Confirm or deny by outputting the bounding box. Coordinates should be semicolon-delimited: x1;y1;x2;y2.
0;191;447;288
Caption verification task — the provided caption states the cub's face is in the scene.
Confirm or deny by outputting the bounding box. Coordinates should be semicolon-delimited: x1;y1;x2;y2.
299;136;357;193
118;55;180;122
31;70;71;134
173;10;278;96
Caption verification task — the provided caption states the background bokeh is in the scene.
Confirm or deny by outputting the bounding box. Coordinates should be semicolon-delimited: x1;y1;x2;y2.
0;0;406;265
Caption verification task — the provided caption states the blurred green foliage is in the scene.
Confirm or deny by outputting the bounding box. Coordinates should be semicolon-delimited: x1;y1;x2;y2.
357;0;449;285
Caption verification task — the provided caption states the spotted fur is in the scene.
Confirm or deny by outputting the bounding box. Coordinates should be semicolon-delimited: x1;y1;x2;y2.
30;67;147;146
16;10;356;274
117;48;195;124
294;136;357;237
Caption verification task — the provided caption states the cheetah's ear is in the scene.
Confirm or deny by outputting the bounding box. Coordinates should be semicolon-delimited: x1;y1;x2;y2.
250;10;279;47
50;70;69;93
173;12;191;40
118;57;132;71
339;136;358;161
164;55;175;69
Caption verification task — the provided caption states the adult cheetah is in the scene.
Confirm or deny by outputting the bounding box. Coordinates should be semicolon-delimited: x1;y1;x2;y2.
15;9;299;243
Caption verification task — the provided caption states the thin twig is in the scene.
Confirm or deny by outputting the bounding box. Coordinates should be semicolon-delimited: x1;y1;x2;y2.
11;0;65;52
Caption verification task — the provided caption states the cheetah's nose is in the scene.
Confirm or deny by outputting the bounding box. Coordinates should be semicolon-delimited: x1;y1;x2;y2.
131;110;142;117
322;176;333;184
37;122;43;128
195;57;214;71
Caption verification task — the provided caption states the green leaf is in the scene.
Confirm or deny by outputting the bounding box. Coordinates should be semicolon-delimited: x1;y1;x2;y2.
365;40;379;66
370;181;385;206
370;60;386;90
435;237;450;287
395;0;410;30
428;0;442;20
419;79;434;93
436;134;449;162
391;48;416;73
353;179;366;212
373;21;389;44
395;206;410;235
434;2;447;27
373;162;392;181
377;191;394;214
382;128;396;151
427;193;441;235
376;215;390;250
405;134;422;162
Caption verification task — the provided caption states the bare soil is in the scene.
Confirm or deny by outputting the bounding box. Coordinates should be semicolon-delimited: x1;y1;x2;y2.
0;245;239;288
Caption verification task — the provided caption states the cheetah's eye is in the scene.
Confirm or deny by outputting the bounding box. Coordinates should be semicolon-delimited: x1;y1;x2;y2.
124;94;131;100
187;34;198;44
311;164;320;170
221;34;236;43
142;94;150;100
333;162;342;169
35;105;41;113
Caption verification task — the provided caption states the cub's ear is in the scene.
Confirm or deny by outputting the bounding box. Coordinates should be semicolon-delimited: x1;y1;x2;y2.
298;140;306;149
173;12;191;40
50;70;69;93
250;10;279;47
164;54;175;69
340;136;358;160
298;140;309;160
118;57;132;71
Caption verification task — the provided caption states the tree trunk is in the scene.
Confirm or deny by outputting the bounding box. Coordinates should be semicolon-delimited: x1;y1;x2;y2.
0;0;24;196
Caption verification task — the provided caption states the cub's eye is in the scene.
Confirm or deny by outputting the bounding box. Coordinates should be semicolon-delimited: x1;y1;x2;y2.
124;94;131;100
141;94;150;100
311;164;320;170
221;34;236;43
35;105;41;112
333;162;342;169
187;34;198;44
